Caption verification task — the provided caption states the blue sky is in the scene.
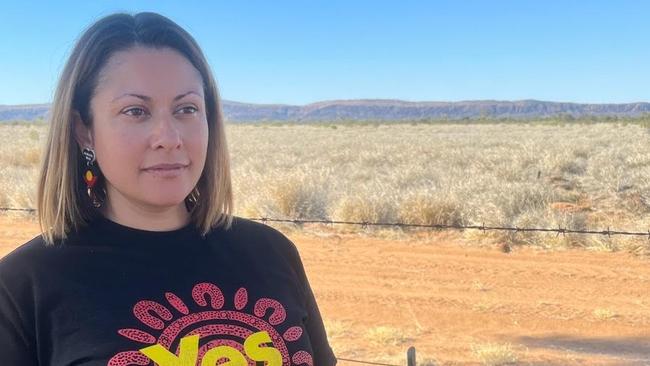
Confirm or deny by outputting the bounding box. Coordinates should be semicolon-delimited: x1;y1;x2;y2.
1;0;648;105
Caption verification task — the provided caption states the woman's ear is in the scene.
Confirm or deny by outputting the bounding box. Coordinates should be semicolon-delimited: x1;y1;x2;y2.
72;110;93;149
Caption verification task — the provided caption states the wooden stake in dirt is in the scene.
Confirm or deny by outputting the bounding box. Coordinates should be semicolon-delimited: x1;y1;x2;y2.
407;346;416;366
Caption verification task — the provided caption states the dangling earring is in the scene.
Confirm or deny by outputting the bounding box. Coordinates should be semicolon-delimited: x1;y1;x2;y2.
185;186;200;211
191;186;200;202
82;147;103;208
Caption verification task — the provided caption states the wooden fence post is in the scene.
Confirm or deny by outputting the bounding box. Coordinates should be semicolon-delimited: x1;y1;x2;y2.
407;346;416;366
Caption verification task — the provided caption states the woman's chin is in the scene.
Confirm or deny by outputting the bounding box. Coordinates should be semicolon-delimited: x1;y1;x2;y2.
141;193;191;209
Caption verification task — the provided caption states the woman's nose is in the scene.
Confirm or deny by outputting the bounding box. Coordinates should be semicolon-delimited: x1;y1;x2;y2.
151;114;182;150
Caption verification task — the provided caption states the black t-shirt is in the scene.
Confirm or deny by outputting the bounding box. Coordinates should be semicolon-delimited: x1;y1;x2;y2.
0;215;337;366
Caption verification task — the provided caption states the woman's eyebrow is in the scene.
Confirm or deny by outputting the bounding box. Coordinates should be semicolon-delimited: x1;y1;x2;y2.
111;91;202;103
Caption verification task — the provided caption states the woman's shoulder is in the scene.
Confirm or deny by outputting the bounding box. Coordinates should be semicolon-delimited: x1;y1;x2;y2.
224;216;290;240
0;234;50;272
0;230;84;278
220;216;300;256
0;234;55;297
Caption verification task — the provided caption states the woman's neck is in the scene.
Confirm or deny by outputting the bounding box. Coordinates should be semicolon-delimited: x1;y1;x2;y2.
100;194;191;232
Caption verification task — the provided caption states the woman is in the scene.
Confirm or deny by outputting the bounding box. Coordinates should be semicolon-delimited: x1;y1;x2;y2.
0;12;336;366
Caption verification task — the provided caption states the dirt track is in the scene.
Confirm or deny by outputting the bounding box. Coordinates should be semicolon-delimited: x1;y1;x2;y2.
2;216;649;365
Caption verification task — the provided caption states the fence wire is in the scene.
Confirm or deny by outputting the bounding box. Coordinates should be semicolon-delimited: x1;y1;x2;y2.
250;216;650;239
2;206;650;239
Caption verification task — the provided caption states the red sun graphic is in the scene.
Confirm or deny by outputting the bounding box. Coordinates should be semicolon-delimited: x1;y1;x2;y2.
107;282;313;365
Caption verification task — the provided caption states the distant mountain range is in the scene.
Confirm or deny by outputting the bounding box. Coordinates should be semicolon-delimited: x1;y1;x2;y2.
2;99;649;122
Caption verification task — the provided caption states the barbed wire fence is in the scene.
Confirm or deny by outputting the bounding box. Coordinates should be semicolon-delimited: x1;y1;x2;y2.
3;206;650;239
250;217;650;239
2;206;650;365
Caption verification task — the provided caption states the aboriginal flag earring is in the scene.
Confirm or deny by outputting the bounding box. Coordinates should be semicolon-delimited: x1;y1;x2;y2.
82;147;102;208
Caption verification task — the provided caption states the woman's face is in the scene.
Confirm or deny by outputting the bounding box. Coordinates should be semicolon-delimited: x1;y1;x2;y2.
80;46;209;213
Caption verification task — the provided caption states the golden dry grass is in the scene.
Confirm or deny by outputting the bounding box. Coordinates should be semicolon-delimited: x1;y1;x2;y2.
2;121;650;254
364;325;411;347
471;342;520;365
0;124;44;209
592;308;619;320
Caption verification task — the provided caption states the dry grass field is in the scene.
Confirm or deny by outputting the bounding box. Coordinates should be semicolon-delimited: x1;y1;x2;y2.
2;120;650;365
4;121;649;253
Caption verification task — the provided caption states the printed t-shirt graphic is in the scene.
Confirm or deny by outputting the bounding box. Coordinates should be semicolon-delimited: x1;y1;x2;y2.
108;281;314;365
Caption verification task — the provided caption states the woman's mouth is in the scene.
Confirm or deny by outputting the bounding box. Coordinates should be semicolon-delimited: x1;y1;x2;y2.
143;163;188;178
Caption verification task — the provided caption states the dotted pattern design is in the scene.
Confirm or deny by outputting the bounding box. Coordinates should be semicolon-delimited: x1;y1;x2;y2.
107;281;313;365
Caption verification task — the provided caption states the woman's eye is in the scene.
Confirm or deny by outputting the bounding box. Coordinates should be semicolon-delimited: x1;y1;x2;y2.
123;107;148;117
178;106;198;114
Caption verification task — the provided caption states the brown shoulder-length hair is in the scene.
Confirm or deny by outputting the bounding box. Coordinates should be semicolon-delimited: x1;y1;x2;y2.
38;11;234;246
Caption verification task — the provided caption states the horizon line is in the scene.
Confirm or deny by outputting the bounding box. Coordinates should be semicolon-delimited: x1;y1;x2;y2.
3;98;650;108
